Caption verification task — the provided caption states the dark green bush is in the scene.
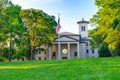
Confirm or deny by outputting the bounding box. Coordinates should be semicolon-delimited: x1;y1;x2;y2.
0;56;7;62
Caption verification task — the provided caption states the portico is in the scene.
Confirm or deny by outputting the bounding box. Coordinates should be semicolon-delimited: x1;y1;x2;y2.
49;42;80;59
48;32;80;60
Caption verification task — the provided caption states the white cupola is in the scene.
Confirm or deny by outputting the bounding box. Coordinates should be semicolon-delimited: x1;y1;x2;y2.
77;18;89;37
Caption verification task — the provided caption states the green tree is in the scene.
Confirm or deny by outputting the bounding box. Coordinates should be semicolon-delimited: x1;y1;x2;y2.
0;0;10;53
89;29;111;57
0;0;56;61
99;43;111;57
20;9;56;60
90;0;120;56
0;0;25;61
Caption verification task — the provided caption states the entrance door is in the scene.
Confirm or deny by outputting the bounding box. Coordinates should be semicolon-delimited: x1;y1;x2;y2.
52;52;56;59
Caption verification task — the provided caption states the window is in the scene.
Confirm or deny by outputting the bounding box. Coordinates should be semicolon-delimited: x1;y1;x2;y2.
62;49;67;54
74;52;77;56
44;57;46;60
92;50;94;54
39;52;41;54
44;52;46;54
39;57;41;60
81;26;85;31
86;49;89;54
86;42;88;46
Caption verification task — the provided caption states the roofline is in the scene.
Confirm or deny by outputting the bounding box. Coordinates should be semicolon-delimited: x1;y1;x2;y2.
55;35;80;41
59;34;80;36
54;41;79;42
77;21;89;24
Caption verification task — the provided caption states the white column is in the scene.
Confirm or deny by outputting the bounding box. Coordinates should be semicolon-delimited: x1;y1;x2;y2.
58;43;61;59
49;46;52;60
68;43;70;59
77;42;80;58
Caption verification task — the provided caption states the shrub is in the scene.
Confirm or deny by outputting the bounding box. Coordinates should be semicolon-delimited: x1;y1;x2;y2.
0;56;7;62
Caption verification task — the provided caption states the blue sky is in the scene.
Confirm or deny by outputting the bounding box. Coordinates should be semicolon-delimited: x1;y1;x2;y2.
11;0;98;34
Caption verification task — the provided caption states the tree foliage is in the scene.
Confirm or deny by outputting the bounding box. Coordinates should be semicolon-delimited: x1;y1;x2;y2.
20;9;56;60
90;0;120;56
99;43;111;57
0;0;57;61
0;0;25;61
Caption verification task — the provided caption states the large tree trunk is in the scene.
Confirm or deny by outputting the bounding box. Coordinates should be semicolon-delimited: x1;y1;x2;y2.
26;45;31;60
30;46;34;60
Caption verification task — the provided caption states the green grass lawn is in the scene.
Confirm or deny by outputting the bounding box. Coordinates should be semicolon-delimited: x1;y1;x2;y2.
0;57;120;80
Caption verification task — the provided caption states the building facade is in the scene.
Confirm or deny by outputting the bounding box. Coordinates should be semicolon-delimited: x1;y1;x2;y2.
35;19;99;60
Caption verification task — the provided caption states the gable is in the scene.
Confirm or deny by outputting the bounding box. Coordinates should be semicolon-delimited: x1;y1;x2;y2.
54;35;79;42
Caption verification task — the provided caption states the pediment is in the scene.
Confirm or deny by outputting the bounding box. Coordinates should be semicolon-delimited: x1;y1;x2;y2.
54;35;79;42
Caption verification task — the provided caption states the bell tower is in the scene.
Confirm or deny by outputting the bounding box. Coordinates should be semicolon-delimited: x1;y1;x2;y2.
77;18;89;37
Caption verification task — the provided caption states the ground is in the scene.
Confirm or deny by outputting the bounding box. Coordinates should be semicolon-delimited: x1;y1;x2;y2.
0;57;120;80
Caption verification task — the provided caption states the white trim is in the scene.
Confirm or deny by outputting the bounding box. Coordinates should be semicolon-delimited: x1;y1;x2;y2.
58;42;61;59
68;43;70;59
77;42;80;58
52;42;79;44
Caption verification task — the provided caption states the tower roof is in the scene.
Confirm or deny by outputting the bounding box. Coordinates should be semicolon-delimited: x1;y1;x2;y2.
77;18;89;24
